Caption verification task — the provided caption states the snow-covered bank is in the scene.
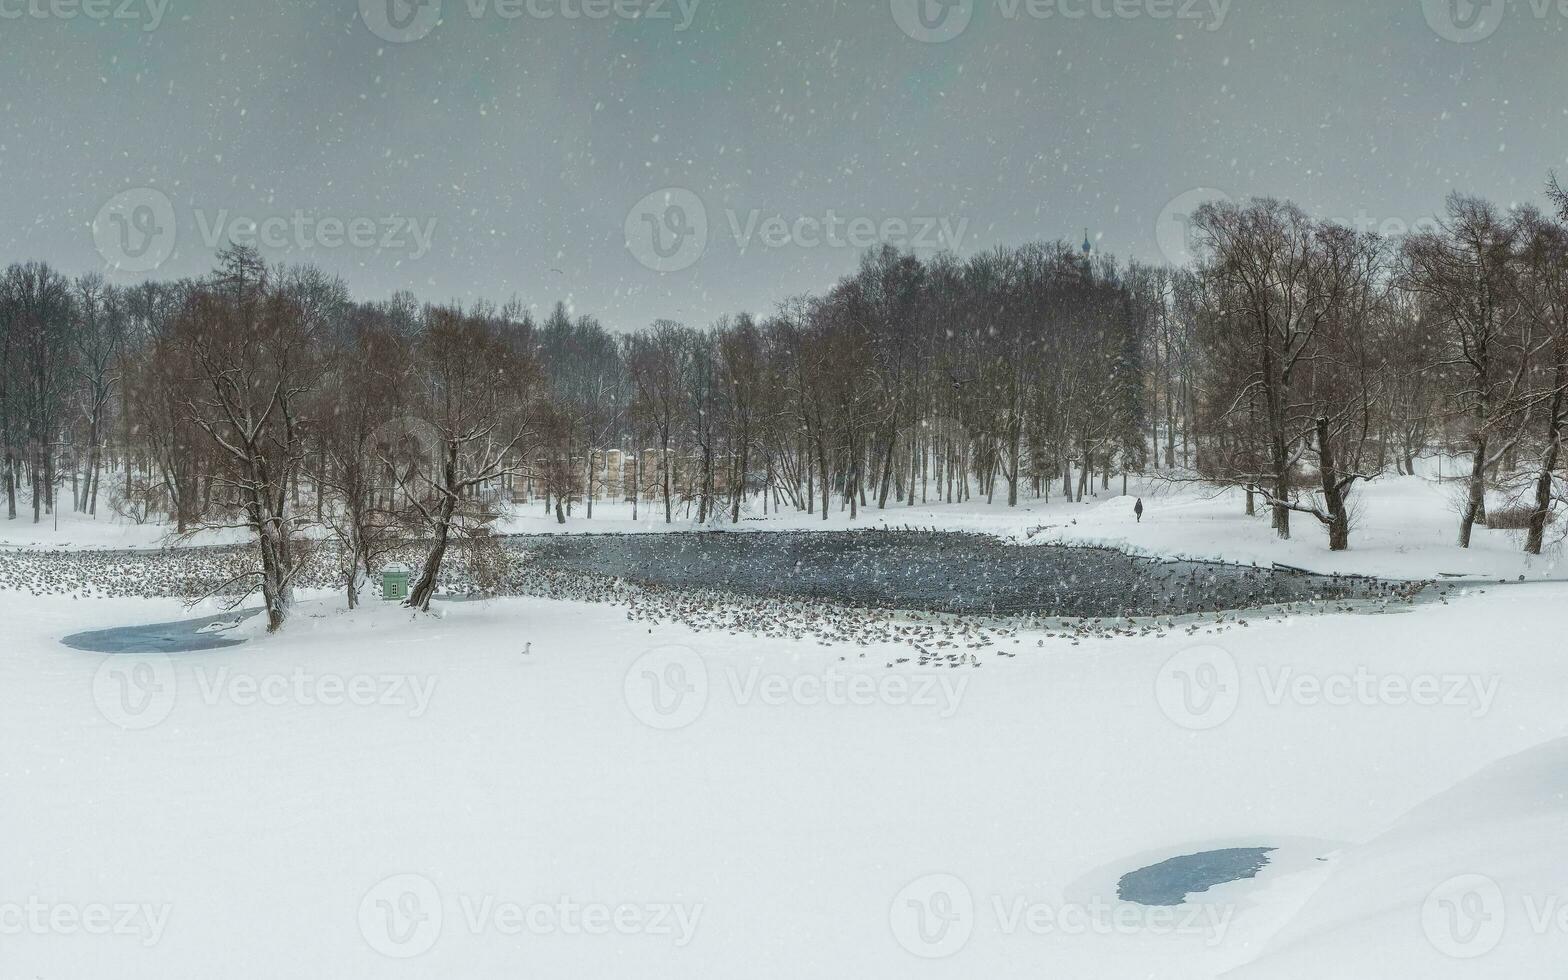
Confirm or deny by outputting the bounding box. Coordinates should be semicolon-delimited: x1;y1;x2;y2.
1232;734;1568;977
478;471;1565;584
2;576;1563;977
1031;474;1563;583
0;509;252;552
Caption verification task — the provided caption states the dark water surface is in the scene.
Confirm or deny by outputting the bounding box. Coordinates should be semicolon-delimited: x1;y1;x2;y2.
62;609;261;654
1117;848;1277;906
517;531;1418;617
17;529;1425;622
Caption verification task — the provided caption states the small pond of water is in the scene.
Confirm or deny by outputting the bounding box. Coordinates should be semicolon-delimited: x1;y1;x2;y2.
1117;847;1277;906
62;610;260;654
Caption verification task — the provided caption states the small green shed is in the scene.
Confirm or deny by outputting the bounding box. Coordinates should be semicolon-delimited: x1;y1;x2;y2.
381;563;412;602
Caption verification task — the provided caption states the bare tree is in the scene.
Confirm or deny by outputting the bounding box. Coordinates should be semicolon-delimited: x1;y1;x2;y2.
627;320;691;524
1404;195;1532;548
5;262;74;523
69;275;128;516
402;305;539;612
1194;199;1328;539
317;310;409;606
717;314;763;523
169;246;318;630
1513;198;1568;554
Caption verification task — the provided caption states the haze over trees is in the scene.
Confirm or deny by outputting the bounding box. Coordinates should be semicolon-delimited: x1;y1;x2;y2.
2;178;1567;627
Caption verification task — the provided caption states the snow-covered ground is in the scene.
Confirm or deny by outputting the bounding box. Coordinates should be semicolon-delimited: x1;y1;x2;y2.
0;510;251;552
1;467;1563;977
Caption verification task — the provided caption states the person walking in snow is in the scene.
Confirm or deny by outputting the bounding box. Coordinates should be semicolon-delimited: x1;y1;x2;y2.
1134;498;1144;523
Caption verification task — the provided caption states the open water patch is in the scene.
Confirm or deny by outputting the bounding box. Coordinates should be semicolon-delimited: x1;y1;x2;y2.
1117;847;1277;907
62;609;261;654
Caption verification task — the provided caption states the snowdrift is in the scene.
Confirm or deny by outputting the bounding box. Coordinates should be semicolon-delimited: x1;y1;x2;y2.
1232;737;1568;977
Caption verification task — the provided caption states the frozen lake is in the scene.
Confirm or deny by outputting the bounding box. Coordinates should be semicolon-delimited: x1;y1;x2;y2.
14;530;1428;621
515;531;1421;617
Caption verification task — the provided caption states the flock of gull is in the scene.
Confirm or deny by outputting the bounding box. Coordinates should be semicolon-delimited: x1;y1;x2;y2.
0;529;1448;667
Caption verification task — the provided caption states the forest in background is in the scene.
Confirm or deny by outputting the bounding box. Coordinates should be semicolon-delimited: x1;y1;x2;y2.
2;178;1566;627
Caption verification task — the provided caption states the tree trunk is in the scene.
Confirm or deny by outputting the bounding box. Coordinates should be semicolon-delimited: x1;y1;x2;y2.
1525;447;1558;556
818;437;830;521
345;523;367;611
4;452;15;519
732;439;749;524
1459;433;1487;548
1316;417;1350;552
87;439;102;517
876;431;895;509
1007;426;1021;507
1526;360;1566;555
409;493;456;612
662;440;673;524
245;477;295;632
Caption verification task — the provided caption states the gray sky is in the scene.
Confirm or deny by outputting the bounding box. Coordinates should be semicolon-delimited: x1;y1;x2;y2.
1;0;1564;329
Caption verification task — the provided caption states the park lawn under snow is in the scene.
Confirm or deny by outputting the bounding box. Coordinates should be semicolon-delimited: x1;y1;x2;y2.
2;467;1565;977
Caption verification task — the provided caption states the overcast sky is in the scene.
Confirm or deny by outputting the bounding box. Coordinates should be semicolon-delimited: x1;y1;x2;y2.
1;0;1563;329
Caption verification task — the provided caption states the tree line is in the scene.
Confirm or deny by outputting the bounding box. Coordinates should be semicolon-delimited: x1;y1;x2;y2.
1190;180;1568;554
1;176;1564;628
